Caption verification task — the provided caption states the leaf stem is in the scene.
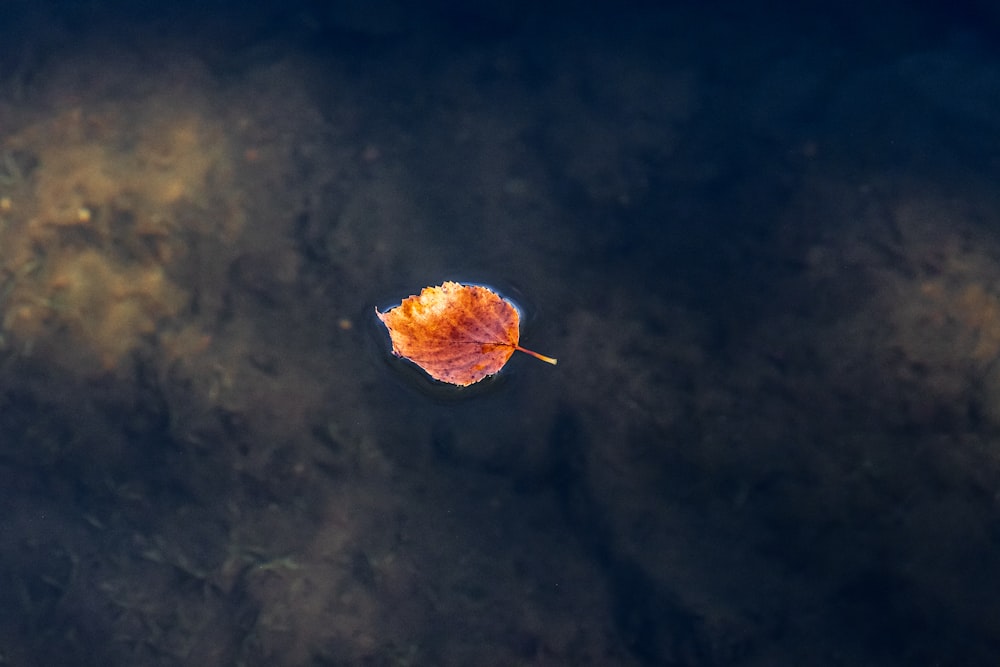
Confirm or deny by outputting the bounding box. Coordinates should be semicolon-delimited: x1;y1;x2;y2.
514;345;558;365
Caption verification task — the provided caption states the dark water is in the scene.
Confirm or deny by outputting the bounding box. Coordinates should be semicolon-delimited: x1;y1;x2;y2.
1;1;999;665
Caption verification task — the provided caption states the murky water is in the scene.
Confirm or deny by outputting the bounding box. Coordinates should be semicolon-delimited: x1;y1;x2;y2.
0;1;999;665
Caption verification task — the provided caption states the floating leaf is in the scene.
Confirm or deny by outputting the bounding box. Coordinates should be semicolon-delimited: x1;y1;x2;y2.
376;281;557;386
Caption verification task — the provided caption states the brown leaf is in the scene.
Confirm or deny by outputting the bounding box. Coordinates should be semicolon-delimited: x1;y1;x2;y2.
376;281;557;386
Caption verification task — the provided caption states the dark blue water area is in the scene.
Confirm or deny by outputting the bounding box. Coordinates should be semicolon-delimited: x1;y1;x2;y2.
1;0;1000;665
